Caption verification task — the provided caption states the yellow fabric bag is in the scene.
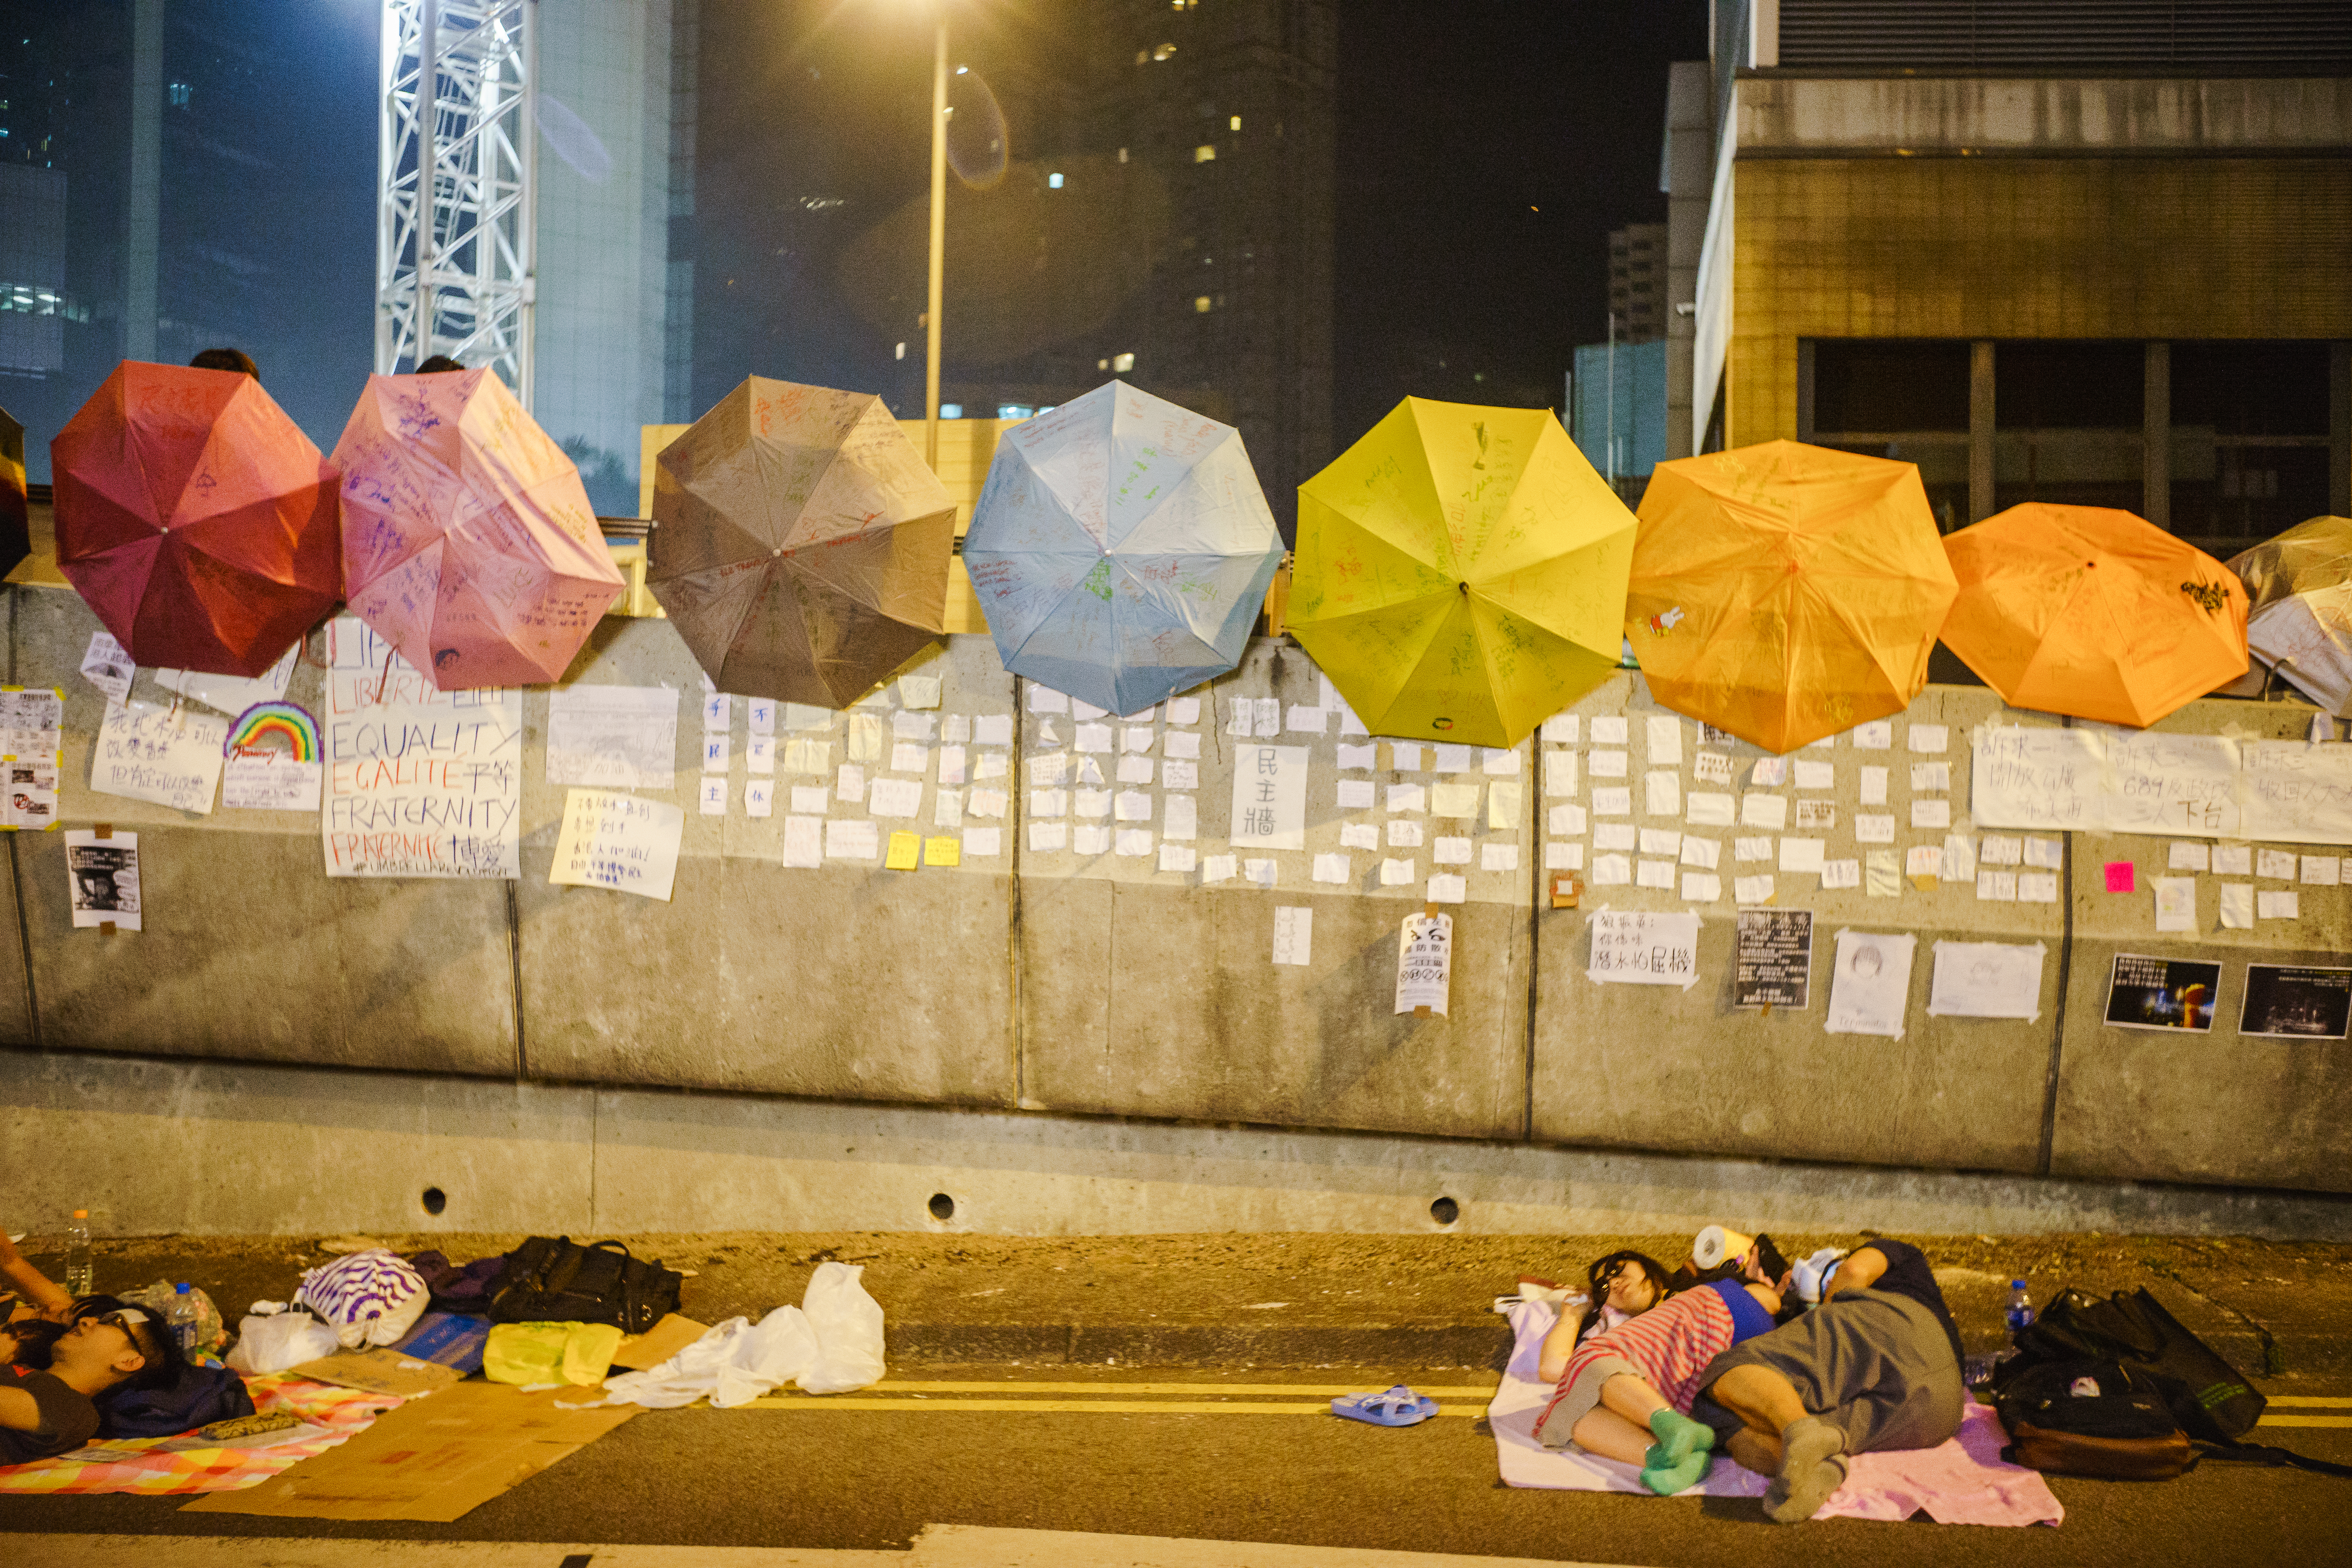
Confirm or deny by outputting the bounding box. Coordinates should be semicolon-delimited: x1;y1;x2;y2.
483;1321;624;1386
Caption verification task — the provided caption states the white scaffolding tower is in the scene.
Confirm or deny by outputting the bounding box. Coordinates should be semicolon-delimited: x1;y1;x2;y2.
375;0;537;403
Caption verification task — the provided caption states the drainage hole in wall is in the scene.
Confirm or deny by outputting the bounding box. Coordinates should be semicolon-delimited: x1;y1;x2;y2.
928;1192;956;1221
421;1187;448;1216
1430;1196;1459;1227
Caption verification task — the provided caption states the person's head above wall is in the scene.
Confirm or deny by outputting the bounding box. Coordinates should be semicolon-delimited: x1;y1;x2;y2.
413;355;465;374
187;347;258;379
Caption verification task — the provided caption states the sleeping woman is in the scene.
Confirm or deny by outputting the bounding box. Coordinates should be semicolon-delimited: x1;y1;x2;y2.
1532;1240;1786;1495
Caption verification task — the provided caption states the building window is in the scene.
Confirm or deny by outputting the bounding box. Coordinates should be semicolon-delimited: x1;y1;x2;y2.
1193;144;1216;163
2169;341;2331;548
1112;352;1135;372
1806;339;1971;531
1194;296;1213;313
1047;172;1063;189
939;403;963;419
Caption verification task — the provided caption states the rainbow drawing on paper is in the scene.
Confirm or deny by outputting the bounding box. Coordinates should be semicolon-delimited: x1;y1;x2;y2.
225;701;321;760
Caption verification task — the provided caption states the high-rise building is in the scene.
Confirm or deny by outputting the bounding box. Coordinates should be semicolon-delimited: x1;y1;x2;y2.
1058;0;1337;536
1606;223;1666;345
1677;0;2352;548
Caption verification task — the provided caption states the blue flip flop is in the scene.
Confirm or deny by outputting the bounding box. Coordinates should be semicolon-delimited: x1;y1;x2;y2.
1331;1385;1439;1426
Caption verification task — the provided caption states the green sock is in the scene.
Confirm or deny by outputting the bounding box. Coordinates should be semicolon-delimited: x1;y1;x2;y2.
1646;1406;1716;1465
1640;1448;1711;1495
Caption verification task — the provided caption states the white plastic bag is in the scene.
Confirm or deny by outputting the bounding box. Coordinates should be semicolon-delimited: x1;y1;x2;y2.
223;1308;339;1374
797;1261;886;1394
599;1305;820;1410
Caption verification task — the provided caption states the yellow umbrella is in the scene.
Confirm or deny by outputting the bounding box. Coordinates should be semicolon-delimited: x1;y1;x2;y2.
1289;398;1636;747
1624;440;1956;753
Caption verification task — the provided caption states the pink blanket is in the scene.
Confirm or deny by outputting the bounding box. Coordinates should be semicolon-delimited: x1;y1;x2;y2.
1492;1301;2063;1526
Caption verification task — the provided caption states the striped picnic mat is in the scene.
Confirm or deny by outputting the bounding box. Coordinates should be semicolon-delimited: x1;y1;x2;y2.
0;1372;399;1496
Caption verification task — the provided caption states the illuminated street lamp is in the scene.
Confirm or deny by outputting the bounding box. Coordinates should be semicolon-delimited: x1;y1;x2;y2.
922;3;947;469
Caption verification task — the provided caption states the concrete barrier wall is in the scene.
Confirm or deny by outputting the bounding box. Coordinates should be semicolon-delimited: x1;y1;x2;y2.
2055;697;2352;1190
6;582;2348;1198
1532;679;2063;1176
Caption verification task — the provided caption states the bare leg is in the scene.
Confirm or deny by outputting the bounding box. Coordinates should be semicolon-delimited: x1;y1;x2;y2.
1569;1403;1655;1468
1708;1364;1809;1437
1727;1427;1782;1475
1704;1365;1846;1521
1597;1370;1668;1426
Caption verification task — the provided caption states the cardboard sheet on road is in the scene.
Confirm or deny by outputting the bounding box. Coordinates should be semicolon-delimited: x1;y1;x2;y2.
612;1312;711;1370
180;1383;637;1522
288;1346;468;1398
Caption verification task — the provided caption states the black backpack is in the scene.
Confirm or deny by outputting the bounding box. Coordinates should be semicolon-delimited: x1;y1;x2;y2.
1991;1358;2193;1479
1993;1287;2352;1479
485;1237;682;1335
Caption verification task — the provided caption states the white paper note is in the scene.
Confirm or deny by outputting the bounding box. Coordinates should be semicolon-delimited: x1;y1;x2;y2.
1927;940;2046;1019
550;790;685;901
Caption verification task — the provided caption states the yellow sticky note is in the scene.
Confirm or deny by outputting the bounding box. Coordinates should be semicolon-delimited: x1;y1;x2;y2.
923;835;961;867
886;830;921;870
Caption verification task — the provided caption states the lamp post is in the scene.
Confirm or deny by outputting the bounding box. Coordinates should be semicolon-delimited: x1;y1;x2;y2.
924;6;947;470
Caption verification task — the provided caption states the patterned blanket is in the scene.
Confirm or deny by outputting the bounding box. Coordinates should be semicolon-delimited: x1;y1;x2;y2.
0;1372;399;1496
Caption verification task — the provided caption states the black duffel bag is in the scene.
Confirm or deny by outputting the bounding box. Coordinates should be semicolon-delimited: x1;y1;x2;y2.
486;1236;682;1335
1991;1358;2194;1479
1994;1287;2352;1479
2001;1287;2261;1441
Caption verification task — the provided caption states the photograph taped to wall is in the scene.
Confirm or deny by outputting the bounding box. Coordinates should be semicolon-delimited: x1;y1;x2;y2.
2238;965;2352;1040
2103;953;2221;1033
65;829;140;931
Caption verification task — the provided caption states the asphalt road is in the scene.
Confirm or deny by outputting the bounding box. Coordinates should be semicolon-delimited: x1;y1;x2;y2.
7;1364;2351;1566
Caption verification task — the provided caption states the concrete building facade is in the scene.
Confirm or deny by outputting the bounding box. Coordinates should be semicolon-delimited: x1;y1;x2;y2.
1676;1;2352;549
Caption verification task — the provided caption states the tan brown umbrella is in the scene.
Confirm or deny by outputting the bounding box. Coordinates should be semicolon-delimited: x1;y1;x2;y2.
649;378;955;705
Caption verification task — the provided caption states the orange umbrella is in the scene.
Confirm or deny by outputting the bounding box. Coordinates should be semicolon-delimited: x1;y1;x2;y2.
1624;440;1956;753
1940;503;2247;728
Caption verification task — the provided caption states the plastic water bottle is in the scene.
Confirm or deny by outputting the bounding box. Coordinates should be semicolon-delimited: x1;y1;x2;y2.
2007;1279;2035;1337
63;1210;94;1296
167;1282;201;1359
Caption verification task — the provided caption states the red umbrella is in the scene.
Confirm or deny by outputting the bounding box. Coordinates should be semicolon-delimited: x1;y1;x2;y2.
51;361;339;677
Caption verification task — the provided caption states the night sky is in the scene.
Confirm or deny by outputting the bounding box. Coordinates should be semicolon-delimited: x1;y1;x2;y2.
1332;1;1709;438
5;0;1708;467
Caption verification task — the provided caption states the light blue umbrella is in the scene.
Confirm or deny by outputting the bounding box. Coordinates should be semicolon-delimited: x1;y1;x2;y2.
964;381;1283;715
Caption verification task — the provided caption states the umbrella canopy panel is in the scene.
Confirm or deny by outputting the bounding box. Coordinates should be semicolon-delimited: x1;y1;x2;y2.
1942;502;2247;728
1289;397;1637;748
0;402;27;582
964;380;1283;715
51;361;339;678
650;377;956;706
2228;515;2352;716
333;369;624;690
1625;439;1956;754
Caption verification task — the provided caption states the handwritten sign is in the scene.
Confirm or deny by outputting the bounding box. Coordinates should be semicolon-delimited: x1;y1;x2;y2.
321;618;521;878
1394;911;1452;1015
549;789;684;901
1228;744;1308;851
1586;909;1700;988
223;752;323;813
93;702;227;814
1973;724;2352;846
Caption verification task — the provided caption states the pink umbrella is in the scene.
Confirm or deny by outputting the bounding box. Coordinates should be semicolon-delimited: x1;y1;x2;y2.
330;368;623;689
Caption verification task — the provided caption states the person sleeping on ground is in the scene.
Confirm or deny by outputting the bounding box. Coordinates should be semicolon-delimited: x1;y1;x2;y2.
1;1297;179;1464
1688;1236;1966;1525
1532;1238;1789;1495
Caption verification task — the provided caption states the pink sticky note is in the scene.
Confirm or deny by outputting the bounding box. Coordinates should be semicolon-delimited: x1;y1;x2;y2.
2104;861;2136;894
